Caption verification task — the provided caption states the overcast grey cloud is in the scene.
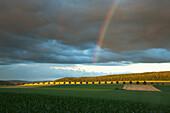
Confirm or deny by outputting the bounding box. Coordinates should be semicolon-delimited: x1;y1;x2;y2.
0;0;170;65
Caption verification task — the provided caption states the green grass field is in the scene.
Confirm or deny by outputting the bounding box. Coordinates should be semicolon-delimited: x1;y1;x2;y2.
0;84;170;112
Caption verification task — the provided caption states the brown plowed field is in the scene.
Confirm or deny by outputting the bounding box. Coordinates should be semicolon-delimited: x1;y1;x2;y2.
123;85;161;91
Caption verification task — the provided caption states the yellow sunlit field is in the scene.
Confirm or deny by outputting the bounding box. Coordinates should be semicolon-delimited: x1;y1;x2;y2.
23;80;170;86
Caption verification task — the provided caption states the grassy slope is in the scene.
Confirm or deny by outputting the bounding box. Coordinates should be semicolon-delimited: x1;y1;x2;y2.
54;71;170;82
0;84;170;105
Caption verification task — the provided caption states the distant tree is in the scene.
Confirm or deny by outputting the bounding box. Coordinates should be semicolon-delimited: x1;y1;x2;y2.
26;82;29;84
37;82;40;84
136;81;139;85
143;81;147;85
21;82;24;85
116;81;119;84
16;82;19;85
129;81;132;84
32;82;34;84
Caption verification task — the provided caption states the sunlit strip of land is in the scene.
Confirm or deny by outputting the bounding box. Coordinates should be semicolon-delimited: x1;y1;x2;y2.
22;81;170;86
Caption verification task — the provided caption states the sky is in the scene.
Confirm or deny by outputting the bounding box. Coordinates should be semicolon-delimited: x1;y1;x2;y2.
0;0;170;81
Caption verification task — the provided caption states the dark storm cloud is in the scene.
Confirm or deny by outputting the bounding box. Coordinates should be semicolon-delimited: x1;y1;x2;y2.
103;0;170;51
0;31;95;64
0;0;170;64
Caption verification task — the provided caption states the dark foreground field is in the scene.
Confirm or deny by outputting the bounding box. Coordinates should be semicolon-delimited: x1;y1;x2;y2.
0;85;170;112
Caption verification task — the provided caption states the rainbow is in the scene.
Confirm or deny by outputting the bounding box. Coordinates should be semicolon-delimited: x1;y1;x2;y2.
94;0;119;63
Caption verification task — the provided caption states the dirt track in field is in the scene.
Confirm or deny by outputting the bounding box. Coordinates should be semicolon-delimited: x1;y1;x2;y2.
123;85;161;92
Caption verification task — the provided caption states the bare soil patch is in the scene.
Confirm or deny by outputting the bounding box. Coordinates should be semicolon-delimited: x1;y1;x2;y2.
123;85;161;92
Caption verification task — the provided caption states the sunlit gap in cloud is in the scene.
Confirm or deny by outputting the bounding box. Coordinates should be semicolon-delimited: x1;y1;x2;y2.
1;62;170;81
50;62;170;75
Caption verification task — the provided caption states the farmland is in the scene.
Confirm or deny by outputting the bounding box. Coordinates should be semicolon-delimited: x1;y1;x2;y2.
1;72;170;112
55;71;170;82
0;84;170;112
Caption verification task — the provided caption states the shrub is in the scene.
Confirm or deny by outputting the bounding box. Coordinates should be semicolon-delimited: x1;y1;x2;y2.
136;81;139;85
37;82;40;84
116;81;119;84
16;82;19;85
123;81;126;84
157;83;159;85
162;83;164;85
143;81;147;85
129;81;132;84
151;82;153;84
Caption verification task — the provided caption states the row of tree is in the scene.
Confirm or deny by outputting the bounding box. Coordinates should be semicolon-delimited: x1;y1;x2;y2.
16;81;165;85
24;81;156;85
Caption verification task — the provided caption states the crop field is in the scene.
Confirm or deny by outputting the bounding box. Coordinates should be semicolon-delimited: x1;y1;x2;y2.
55;71;170;82
0;84;170;112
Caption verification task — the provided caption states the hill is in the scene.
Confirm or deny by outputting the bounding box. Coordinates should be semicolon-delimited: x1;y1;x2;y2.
54;71;170;82
0;81;11;85
0;80;29;85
